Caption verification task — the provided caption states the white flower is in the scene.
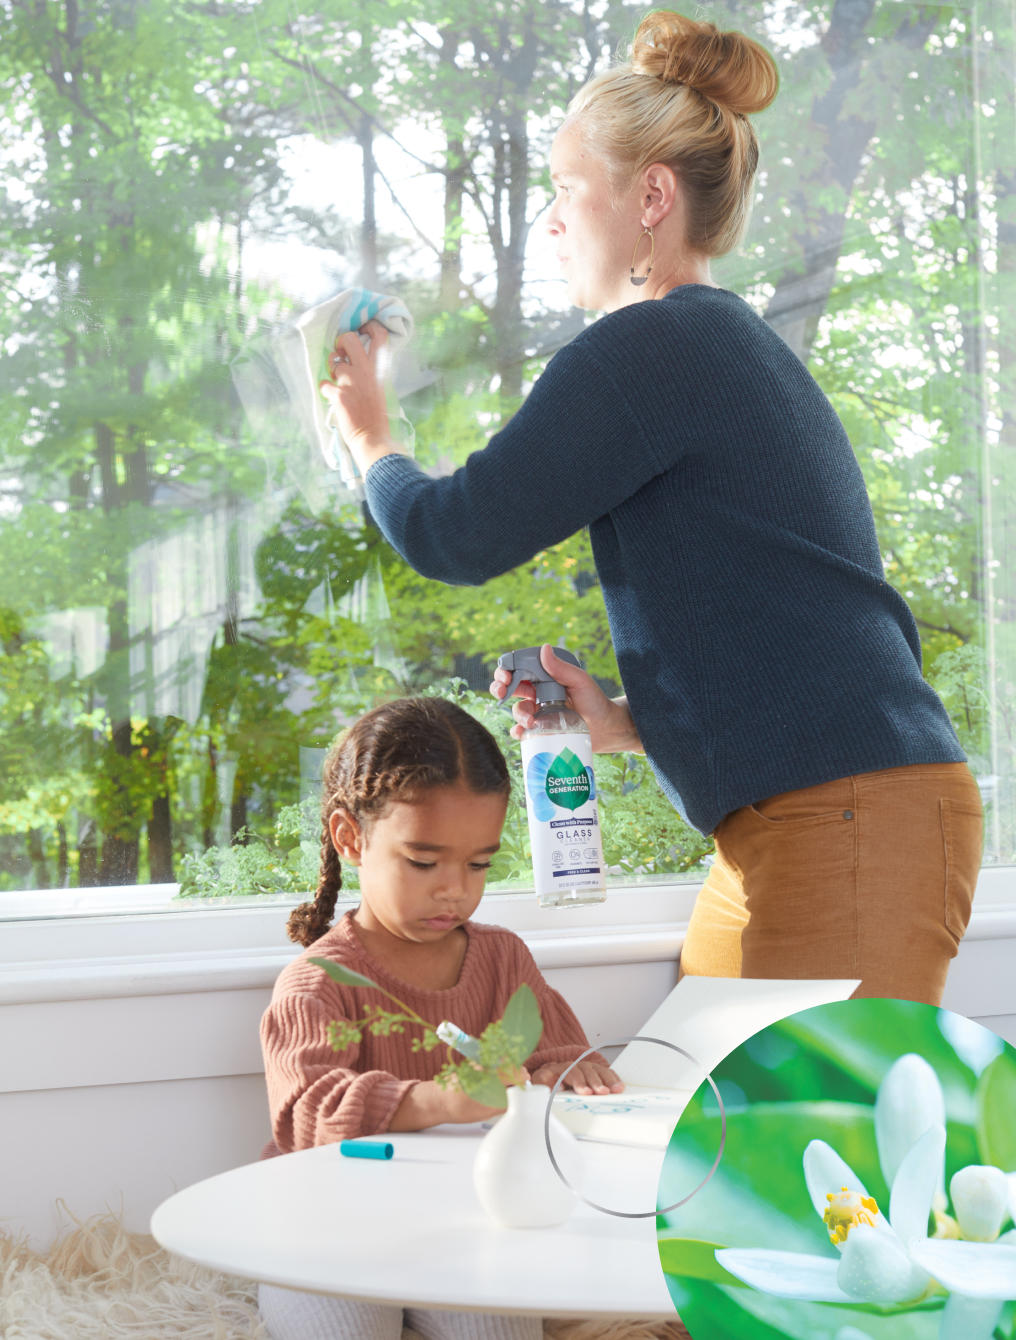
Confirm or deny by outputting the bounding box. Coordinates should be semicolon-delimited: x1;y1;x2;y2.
908;1171;1016;1339
910;1239;1015;1340
717;1050;1016;1340
875;1053;947;1208
949;1165;1011;1242
717;1124;943;1306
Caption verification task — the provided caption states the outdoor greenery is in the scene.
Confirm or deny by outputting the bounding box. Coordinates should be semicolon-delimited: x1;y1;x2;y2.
0;0;1012;894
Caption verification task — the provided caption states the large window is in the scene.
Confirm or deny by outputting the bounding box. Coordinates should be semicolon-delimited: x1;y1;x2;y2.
1;0;1012;904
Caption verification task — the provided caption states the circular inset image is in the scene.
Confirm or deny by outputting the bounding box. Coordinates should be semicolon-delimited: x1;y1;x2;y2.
657;998;1016;1340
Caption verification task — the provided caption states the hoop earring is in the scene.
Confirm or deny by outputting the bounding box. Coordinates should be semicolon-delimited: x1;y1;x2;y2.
629;226;655;286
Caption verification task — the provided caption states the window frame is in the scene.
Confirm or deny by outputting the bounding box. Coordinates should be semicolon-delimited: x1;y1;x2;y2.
3;867;1016;1008
2;0;1012;912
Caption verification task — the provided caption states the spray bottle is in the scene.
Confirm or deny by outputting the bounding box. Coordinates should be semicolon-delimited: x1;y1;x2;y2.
497;646;607;909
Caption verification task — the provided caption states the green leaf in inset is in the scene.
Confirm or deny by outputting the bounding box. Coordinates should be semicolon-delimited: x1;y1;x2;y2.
309;957;379;990
775;1000;978;1119
975;1050;1016;1170
657;1236;746;1286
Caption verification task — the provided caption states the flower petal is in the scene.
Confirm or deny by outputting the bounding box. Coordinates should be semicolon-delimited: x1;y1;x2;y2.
875;1053;945;1190
939;1291;1006;1340
951;1165;1011;1242
910;1238;1016;1299
803;1139;872;1221
836;1223;930;1303
715;1247;853;1301
1008;1172;1016;1223
889;1123;944;1245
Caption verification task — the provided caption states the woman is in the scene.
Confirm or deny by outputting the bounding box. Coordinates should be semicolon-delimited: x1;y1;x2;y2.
320;10;982;1005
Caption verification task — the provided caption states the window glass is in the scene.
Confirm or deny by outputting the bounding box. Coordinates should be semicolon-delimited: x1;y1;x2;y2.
0;0;1010;902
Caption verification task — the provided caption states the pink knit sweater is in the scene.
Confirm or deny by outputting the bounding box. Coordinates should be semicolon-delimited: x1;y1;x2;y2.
260;911;597;1150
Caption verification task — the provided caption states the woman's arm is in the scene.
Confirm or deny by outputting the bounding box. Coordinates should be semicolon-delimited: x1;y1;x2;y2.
330;308;685;585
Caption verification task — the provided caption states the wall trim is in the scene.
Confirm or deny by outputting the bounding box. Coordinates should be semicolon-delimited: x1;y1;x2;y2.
2;866;1014;1007
0;925;687;1006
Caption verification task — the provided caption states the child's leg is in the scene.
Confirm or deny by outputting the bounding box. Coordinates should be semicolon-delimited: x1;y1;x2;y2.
258;1282;403;1340
406;1307;543;1339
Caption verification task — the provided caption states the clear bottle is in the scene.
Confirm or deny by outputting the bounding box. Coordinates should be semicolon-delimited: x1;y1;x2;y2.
498;647;607;908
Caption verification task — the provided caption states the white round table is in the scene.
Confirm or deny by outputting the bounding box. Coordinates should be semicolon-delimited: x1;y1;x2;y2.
150;1126;676;1320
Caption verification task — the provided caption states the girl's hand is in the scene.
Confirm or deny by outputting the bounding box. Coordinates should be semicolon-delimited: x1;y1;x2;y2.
529;1058;625;1097
442;1087;512;1124
389;1069;532;1130
441;1065;532;1123
318;320;398;470
490;643;644;754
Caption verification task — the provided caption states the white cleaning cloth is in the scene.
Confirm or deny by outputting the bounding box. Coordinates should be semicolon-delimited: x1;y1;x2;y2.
290;289;415;493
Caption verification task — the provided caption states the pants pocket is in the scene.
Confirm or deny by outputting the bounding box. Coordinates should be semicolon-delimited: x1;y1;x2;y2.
747;776;855;827
940;798;983;944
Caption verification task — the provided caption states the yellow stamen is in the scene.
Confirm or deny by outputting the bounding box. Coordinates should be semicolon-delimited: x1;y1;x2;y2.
823;1186;881;1245
932;1209;962;1240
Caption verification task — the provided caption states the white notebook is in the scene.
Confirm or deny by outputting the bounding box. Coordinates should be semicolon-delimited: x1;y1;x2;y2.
552;974;860;1148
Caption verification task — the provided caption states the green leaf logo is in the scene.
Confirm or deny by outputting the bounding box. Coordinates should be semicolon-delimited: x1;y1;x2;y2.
545;748;591;812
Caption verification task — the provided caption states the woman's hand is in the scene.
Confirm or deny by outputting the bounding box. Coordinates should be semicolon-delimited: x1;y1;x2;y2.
490;643;644;754
318;320;401;473
528;1058;624;1096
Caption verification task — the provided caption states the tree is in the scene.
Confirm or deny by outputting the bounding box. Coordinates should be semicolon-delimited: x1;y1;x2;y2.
0;0;287;882
1;0;1010;889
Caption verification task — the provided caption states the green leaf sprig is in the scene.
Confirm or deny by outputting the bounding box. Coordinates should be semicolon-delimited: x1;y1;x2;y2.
309;957;543;1109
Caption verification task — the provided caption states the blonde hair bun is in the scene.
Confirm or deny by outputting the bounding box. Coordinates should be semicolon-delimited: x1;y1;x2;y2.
631;9;778;116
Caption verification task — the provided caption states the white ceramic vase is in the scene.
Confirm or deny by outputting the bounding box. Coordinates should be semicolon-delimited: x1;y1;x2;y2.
472;1083;583;1228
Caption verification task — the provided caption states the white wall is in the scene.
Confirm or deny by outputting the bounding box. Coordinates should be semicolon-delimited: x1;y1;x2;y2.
0;962;678;1249
2;876;1014;1252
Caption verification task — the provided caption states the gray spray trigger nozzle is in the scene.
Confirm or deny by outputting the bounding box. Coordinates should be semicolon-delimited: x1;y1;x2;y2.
496;646;582;708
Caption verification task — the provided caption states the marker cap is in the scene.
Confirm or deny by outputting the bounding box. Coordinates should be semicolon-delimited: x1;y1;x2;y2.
339;1139;394;1160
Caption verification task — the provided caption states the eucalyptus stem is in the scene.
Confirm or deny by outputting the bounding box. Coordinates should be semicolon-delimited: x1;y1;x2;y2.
363;982;431;1030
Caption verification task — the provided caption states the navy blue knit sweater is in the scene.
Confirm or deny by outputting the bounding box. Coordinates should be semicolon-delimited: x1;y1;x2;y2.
365;284;964;835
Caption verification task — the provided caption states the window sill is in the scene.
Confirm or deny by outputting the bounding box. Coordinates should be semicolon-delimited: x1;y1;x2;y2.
2;867;1014;1008
0;879;694;1004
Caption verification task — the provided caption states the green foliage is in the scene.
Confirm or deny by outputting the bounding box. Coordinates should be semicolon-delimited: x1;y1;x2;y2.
975;1051;1016;1170
310;962;542;1108
1;0;1010;889
656;1238;744;1287
928;642;991;766
312;960;383;991
496;979;545;1058
177;799;319;898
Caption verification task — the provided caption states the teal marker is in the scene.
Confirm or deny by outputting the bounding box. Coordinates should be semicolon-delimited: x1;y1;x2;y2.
339;1139;393;1160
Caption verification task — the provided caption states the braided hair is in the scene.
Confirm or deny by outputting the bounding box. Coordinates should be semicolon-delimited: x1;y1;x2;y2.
286;697;510;946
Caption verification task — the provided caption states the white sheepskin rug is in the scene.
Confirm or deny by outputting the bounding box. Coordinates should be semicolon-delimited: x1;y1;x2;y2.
0;1207;689;1340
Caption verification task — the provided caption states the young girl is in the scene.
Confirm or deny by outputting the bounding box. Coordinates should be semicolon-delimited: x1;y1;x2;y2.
258;696;622;1340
